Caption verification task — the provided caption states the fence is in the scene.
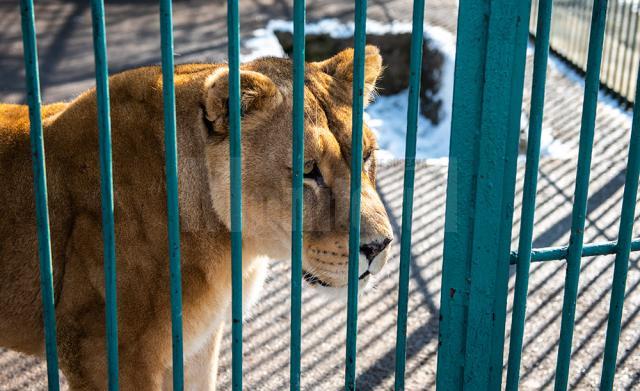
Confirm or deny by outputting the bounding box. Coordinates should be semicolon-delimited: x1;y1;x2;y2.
15;0;640;390
441;0;640;389
533;0;640;104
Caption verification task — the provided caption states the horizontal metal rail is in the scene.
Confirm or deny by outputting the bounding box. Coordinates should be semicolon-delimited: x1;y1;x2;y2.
510;238;640;264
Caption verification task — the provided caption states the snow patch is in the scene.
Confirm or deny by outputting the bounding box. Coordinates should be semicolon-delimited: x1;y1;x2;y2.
242;19;457;161
241;27;285;62
365;24;456;159
241;19;573;162
267;19;416;38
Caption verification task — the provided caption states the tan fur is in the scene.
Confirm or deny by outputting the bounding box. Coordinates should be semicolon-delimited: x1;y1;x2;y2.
0;46;393;390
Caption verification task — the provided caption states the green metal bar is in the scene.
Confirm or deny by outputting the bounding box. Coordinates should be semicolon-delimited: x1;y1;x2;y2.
393;0;425;389
437;0;530;387
227;0;243;389
290;0;305;389
89;1;119;389
345;0;367;389
436;0;491;386
159;1;184;389
599;67;640;391
554;0;609;388
509;238;640;264
469;0;532;388
19;1;61;389
505;0;553;388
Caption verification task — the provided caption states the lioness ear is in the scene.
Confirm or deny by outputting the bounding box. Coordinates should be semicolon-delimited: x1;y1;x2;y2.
316;45;383;105
203;67;282;135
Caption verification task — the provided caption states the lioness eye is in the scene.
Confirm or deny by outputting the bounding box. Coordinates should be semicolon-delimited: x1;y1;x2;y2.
303;160;325;186
303;160;315;175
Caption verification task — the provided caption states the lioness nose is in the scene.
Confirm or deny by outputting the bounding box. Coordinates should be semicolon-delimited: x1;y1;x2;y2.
360;238;392;262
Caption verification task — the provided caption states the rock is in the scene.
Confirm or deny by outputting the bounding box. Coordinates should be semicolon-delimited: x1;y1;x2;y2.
273;29;446;124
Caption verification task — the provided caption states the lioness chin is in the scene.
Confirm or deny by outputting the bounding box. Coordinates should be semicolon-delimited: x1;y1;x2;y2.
0;45;393;390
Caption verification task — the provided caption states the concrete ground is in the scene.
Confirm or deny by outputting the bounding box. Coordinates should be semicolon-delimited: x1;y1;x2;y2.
1;0;640;390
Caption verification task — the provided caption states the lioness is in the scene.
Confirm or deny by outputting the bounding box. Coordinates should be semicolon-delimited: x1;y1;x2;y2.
0;46;393;390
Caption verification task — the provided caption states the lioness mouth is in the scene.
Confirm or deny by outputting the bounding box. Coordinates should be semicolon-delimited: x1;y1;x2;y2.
302;270;331;287
302;269;371;288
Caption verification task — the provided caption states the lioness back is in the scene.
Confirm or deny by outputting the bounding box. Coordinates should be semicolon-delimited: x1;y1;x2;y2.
0;102;70;354
0;64;221;360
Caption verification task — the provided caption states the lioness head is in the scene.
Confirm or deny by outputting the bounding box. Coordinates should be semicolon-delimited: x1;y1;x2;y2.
200;46;393;291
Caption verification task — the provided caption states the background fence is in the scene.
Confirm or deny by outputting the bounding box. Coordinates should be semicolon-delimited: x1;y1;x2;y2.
532;0;640;104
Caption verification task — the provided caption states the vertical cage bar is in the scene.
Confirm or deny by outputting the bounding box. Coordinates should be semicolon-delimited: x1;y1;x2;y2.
464;0;532;388
89;0;119;389
290;0;305;389
599;67;640;391
344;0;367;389
437;0;530;388
436;0;491;385
159;1;185;389
227;0;243;389
505;0;553;388
393;0;425;389
554;0;609;389
18;1;61;389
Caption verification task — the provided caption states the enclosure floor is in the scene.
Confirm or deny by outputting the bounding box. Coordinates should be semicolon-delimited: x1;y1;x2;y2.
1;0;639;390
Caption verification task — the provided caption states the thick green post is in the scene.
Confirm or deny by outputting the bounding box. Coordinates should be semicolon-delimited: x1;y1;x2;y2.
393;0;425;389
554;0;608;389
89;0;119;389
159;0;185;389
505;0;553;388
437;0;531;388
290;0;305;389
598;66;640;391
19;1;61;389
227;0;243;390
344;0;367;389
